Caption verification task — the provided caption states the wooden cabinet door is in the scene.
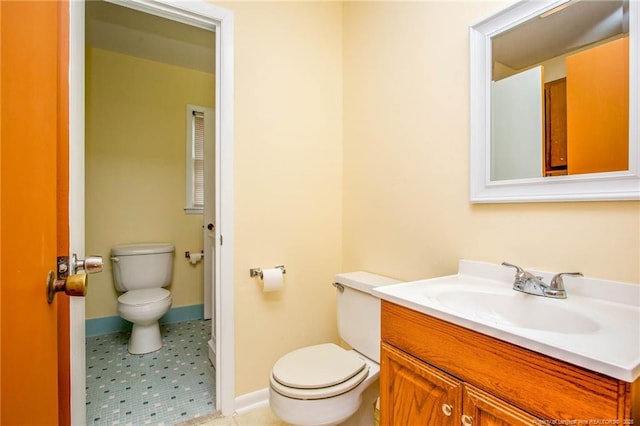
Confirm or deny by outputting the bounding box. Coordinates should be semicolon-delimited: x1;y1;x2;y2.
380;343;462;426
463;384;541;426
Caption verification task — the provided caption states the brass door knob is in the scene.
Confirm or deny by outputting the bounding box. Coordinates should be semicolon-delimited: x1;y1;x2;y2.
47;271;88;304
65;273;88;297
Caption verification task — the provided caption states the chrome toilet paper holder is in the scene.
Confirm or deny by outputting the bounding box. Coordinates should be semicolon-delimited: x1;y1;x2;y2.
250;265;286;279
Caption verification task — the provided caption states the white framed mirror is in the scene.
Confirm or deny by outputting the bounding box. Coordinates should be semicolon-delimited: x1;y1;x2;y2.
470;0;639;203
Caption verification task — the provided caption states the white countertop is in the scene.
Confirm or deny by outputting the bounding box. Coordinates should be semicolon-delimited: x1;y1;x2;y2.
372;260;640;382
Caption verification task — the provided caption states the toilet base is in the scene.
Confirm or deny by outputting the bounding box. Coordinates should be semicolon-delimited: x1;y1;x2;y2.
270;353;380;426
128;322;163;354
270;391;360;426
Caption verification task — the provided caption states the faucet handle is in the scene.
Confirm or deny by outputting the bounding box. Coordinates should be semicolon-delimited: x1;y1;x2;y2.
502;262;530;292
550;272;583;289
547;272;583;298
502;262;524;274
502;262;543;278
502;262;541;280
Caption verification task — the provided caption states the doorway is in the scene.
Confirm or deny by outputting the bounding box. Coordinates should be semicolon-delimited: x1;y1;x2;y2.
68;1;235;423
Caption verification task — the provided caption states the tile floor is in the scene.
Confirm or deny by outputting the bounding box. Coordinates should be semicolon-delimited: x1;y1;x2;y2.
86;319;216;426
177;406;291;426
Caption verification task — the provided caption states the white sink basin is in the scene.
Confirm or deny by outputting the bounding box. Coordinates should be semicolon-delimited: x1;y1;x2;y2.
372;260;640;382
423;284;600;334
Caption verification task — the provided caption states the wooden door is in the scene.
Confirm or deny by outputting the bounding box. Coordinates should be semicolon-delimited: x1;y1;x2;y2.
544;78;568;176
380;343;462;426
463;384;541;426
566;37;629;175
0;1;70;425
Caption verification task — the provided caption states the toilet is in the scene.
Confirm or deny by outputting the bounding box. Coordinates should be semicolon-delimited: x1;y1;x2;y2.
269;271;401;426
111;242;174;354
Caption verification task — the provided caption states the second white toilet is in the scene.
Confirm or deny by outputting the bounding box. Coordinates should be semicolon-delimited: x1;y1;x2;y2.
111;242;174;354
269;271;401;426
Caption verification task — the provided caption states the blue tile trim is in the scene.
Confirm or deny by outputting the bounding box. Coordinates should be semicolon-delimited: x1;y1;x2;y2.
86;304;205;337
86;315;131;337
160;304;205;325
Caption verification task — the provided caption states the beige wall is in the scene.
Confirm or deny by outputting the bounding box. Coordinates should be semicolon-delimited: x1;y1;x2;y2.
84;0;640;399
223;0;639;397
85;47;214;319
218;1;344;395
342;1;639;284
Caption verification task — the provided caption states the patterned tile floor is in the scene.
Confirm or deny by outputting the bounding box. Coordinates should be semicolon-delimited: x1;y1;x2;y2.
86;320;216;426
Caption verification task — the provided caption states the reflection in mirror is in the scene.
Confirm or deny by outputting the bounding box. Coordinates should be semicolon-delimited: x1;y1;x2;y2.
469;0;639;203
490;0;629;181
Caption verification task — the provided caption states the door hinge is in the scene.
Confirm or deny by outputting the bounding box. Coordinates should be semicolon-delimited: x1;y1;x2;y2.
220;235;223;245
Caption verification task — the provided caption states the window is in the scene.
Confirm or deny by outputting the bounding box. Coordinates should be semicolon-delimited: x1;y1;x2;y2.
185;105;206;214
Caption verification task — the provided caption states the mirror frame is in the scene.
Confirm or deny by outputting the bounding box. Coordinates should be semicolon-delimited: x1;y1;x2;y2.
470;0;639;203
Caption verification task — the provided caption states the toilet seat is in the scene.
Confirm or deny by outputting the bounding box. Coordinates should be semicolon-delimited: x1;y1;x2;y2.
118;288;171;305
270;343;370;400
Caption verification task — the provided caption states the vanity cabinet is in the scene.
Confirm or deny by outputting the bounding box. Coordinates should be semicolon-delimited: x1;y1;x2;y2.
381;343;538;425
463;383;540;425
381;342;461;425
379;301;639;425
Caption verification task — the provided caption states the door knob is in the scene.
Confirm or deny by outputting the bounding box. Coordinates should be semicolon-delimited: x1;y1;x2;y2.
47;271;88;304
71;253;103;274
49;254;103;303
207;223;214;231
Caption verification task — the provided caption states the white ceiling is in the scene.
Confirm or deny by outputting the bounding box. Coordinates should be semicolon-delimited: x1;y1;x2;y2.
492;0;627;70
85;1;216;74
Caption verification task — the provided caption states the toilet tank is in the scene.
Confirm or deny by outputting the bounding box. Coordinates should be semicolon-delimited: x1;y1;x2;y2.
111;243;175;292
335;271;401;363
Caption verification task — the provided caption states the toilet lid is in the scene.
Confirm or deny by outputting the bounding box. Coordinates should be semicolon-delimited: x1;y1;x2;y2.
111;243;174;256
118;288;170;305
272;343;366;390
270;362;369;400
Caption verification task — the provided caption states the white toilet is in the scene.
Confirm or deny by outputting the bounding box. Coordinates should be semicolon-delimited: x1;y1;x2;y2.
269;271;401;426
111;242;174;355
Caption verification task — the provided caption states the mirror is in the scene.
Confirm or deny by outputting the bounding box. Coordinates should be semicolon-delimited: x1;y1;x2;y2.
470;0;639;202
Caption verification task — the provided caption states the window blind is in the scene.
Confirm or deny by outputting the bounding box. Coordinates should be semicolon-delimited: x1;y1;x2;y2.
192;111;205;207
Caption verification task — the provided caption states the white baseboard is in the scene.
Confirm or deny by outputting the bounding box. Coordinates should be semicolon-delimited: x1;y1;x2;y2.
234;388;269;415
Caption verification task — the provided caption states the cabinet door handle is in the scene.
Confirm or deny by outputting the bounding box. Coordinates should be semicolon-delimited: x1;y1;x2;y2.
461;414;473;426
441;403;453;416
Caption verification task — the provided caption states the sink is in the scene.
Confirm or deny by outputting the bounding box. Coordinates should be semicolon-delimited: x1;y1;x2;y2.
371;260;640;382
427;285;600;334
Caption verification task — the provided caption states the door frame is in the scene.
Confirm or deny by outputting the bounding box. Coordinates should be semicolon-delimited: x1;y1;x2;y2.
68;1;235;422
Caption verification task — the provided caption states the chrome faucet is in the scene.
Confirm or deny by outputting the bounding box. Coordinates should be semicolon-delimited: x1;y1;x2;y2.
502;262;582;299
546;271;583;299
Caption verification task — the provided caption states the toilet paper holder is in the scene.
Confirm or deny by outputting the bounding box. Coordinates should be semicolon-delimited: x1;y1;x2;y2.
250;265;286;279
185;250;204;260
